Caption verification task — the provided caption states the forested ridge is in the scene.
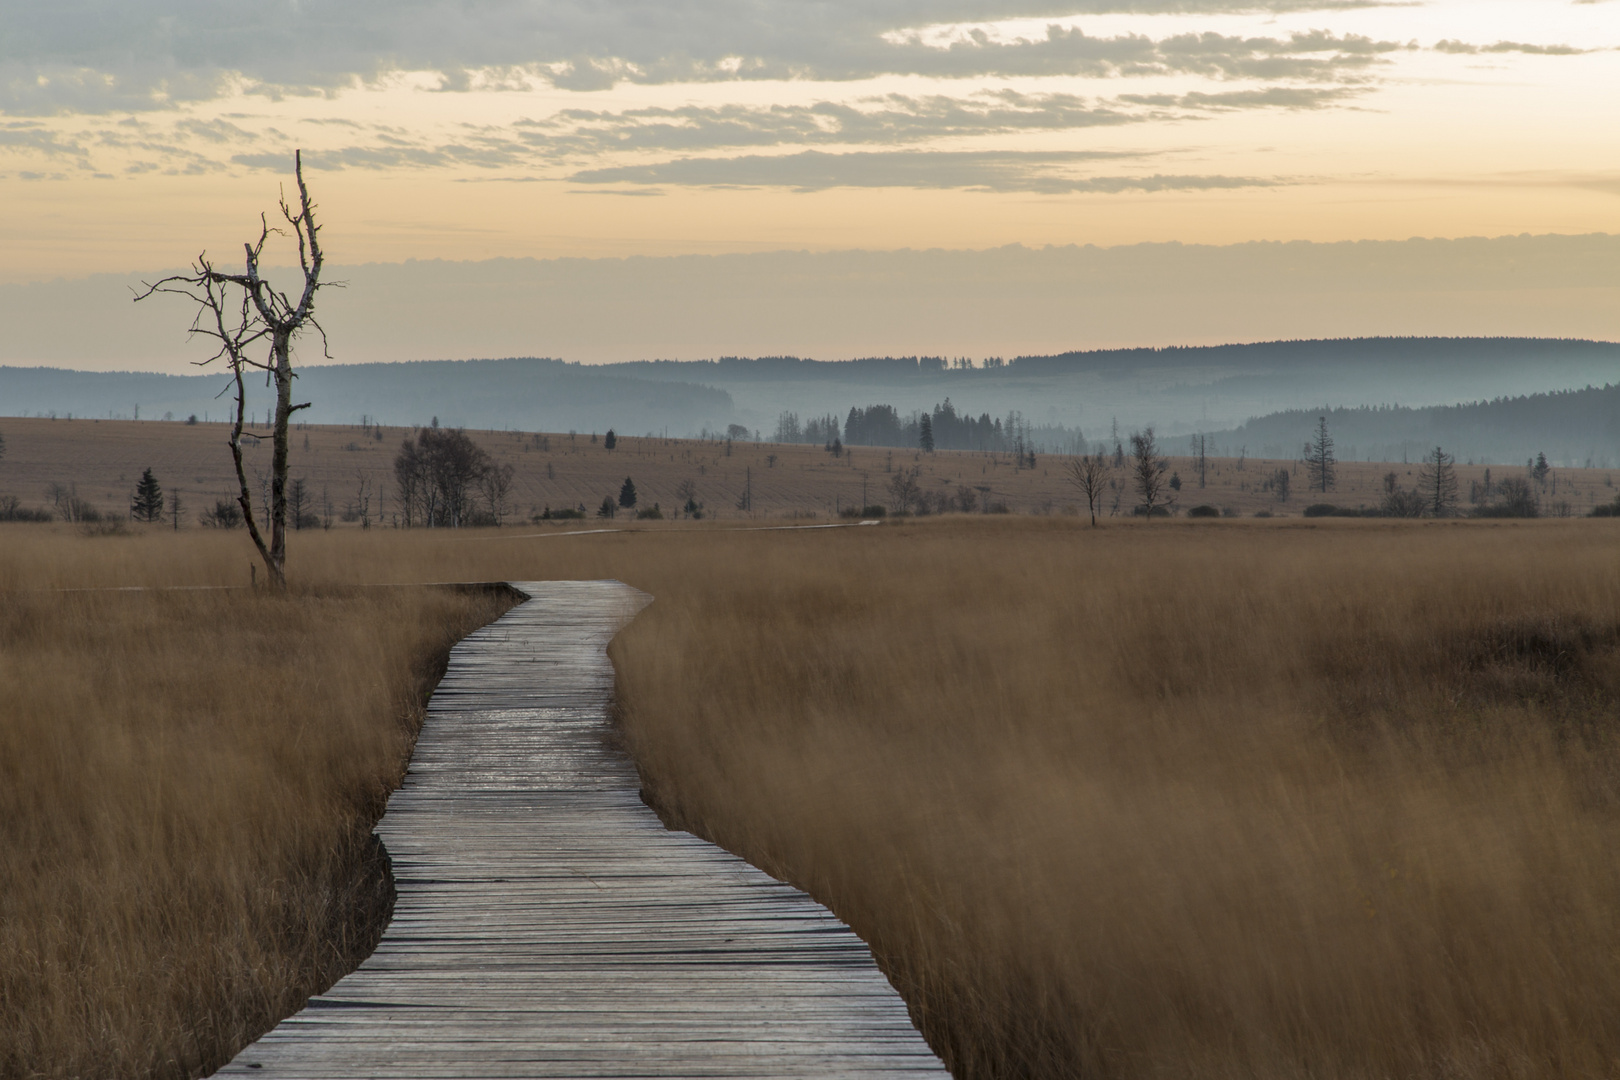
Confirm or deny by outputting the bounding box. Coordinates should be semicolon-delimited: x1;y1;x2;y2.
5;338;1617;465
1220;383;1620;466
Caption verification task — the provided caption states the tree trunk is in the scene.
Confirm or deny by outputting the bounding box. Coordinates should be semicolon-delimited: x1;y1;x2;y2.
261;331;293;588
228;355;276;584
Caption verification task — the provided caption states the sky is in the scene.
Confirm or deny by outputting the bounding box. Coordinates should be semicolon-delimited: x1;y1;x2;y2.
2;0;1617;367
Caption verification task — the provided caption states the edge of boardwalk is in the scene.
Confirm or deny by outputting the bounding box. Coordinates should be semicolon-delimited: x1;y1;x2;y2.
217;579;949;1079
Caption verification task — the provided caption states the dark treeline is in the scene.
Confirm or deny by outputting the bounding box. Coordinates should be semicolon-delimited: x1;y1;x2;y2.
1008;337;1620;375
775;399;1084;454
1219;383;1620;467
622;355;955;380
613;337;1617;379
844;400;1021;451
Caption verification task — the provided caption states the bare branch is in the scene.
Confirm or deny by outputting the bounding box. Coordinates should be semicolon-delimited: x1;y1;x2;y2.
134;151;330;590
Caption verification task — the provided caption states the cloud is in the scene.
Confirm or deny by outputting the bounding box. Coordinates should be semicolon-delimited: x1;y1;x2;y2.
0;122;90;160
195;85;1352;174
1117;85;1360;109
522;92;1141;157
751;27;1404;83
0;1;1399;114
530;85;1362;157
1434;39;1592;55
174;117;258;144
233;139;525;172
566;148;1283;193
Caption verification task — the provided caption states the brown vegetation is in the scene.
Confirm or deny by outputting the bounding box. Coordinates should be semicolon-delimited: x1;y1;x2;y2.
1;416;1614;525
0;544;513;1077
10;516;1620;1078
605;519;1620;1079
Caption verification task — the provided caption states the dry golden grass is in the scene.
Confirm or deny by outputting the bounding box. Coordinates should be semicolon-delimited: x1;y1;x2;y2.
0;537;514;1078
11;516;1620;1079
599;518;1620;1080
2;414;1614;523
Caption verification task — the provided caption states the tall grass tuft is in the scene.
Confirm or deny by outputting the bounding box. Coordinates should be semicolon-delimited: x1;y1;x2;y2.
0;541;512;1077
606;519;1620;1079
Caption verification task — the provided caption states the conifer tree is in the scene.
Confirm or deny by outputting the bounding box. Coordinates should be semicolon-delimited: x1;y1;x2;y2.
604;429;618;450
1420;446;1459;516
132;468;164;522
1305;415;1336;493
919;414;935;452
618;476;637;510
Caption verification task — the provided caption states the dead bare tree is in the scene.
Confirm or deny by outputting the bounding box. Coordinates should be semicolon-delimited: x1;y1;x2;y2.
136;151;330;589
355;470;374;530
888;466;922;515
1066;452;1109;527
480;462;515;526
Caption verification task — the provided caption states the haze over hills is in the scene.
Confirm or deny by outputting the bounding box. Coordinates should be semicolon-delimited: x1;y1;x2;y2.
1213;386;1620;469
3;336;1617;466
4;235;1619;373
0;360;733;440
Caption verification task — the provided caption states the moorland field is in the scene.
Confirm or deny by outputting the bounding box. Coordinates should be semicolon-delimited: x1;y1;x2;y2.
7;512;1620;1079
0;415;1613;526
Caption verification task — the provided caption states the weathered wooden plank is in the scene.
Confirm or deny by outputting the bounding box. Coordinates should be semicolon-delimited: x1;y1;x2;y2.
216;580;948;1079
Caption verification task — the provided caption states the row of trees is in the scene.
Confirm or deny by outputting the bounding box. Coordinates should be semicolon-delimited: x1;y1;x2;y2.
1298;425;1545;517
114;467;340;530
593;476;677;519
774;401;1067;454
16;425;511;533
1063;428;1172;526
773;412;841;445
24;427;524;533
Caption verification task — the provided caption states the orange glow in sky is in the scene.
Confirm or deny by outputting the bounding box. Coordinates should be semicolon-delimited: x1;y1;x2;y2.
2;0;1615;283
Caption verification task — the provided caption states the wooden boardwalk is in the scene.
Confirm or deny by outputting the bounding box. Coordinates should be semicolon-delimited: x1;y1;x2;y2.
218;580;948;1079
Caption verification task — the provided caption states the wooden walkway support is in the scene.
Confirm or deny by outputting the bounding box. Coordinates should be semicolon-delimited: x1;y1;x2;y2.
219;580;948;1078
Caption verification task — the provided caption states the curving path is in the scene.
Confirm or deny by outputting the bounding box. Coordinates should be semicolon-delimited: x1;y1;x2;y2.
218;579;947;1079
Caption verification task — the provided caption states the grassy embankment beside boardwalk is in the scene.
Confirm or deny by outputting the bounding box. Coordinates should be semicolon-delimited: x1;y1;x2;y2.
8;516;1620;1078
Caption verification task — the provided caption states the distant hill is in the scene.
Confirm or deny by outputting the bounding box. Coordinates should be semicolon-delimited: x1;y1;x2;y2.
0;358;735;436
614;336;1620;380
1216;384;1620;467
604;337;1620;443
4;337;1618;464
1010;336;1620;375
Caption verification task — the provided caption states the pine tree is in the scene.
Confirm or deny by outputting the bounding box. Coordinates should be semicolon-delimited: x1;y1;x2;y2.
618;476;637;510
1305;415;1336;493
131;467;164;522
918;414;935;452
604;429;617;450
1420;446;1459;516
